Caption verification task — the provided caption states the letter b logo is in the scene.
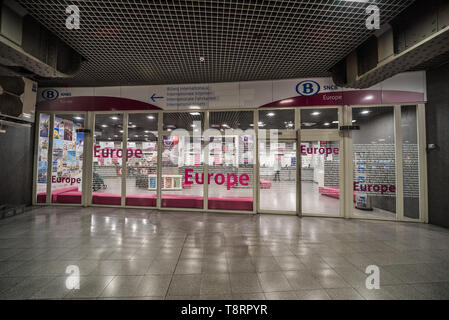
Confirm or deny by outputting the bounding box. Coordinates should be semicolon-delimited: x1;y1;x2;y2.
42;89;59;100
296;80;320;96
302;83;314;94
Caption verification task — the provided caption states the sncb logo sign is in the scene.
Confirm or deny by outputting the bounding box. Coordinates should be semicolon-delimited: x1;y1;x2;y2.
42;89;59;100
296;80;320;96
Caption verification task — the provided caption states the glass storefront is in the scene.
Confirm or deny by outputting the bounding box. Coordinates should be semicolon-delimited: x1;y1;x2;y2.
34;105;427;222
51;114;84;204
162;112;205;209
35;113;85;204
352;106;396;218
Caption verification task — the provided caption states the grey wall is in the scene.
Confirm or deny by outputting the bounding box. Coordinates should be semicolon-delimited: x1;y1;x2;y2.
426;62;449;228
0;124;35;206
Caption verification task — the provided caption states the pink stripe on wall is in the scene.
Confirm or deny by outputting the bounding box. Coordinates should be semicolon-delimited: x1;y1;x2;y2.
259;90;425;108
37;96;162;112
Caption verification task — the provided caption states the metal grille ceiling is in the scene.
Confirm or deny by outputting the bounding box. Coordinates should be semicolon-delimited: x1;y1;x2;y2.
17;0;415;87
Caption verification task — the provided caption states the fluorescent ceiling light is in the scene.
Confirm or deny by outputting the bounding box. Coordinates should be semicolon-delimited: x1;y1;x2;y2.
267;112;275;117
324;122;330;126
361;110;370;115
74;116;83;120
311;112;320;116
190;112;200;116
352;120;357;123
147;115;155;119
101;124;108;128
111;116;119;120
332;121;339;124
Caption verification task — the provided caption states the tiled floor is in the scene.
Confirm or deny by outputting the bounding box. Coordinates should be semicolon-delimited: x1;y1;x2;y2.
1;206;449;300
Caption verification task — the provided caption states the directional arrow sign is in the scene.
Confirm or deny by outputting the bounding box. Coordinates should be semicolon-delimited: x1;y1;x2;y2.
151;93;164;102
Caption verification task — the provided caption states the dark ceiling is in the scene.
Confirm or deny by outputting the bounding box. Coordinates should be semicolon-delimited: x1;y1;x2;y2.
17;0;415;87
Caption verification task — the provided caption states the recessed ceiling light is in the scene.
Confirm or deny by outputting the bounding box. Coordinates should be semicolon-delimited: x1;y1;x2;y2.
324;122;330;126
190;112;200;116
311;112;321;116
111;116;119;120
302;122;316;127
361;110;370;115
267;112;275;117
74;116;83;120
147;115;154;119
144;130;150;133
101;124;108;128
352;120;357;123
119;130;123;133
332;121;339;124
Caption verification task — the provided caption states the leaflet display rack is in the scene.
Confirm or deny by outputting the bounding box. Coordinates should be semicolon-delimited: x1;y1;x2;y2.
148;174;182;190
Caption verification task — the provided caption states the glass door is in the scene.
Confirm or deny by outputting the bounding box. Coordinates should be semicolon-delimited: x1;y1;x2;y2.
299;107;343;217
258;136;300;214
91;113;124;206
300;138;342;216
